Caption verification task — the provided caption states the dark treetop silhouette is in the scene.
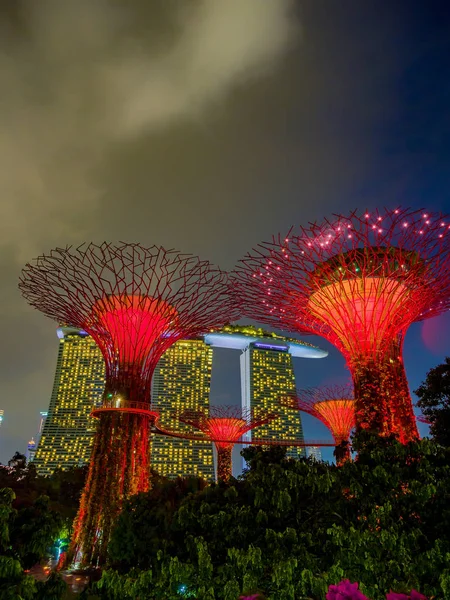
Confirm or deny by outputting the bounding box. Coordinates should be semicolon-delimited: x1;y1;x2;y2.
19;242;240;567
234;208;450;443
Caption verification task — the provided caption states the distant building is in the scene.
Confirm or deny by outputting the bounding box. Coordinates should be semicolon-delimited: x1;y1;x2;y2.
306;446;322;461
39;411;48;435
27;437;37;463
33;327;105;476
151;339;214;480
27;411;49;464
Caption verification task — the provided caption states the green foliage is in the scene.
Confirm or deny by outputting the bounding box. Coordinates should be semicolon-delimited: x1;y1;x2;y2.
94;435;450;599
0;455;84;600
108;475;207;572
0;455;87;567
10;494;64;569
415;356;450;446
0;487;37;599
0;458;87;529
0;488;15;551
0;555;37;600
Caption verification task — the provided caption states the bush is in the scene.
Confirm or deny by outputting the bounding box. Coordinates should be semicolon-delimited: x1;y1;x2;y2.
87;435;449;598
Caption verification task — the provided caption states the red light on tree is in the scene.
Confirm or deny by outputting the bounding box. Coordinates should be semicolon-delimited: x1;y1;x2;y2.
19;243;239;567
235;208;450;442
92;295;177;368
178;406;277;481
416;414;430;425
289;384;355;465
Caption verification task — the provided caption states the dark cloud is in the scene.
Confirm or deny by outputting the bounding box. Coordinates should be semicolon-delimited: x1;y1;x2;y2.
0;0;298;260
0;1;447;462
0;0;300;460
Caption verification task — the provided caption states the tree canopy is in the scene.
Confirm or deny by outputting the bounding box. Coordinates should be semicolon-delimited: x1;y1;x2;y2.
0;455;87;598
0;488;66;599
91;434;450;599
415;356;450;447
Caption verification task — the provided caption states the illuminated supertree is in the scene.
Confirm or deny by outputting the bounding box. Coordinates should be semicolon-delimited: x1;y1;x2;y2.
290;384;355;465
19;243;238;566
235;208;450;442
178;406;278;481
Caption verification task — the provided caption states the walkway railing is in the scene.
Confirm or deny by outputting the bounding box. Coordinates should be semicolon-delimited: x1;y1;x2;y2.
91;399;159;420
154;425;335;447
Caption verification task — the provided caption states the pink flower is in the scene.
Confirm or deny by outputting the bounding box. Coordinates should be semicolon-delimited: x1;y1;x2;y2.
326;580;370;600
386;592;427;600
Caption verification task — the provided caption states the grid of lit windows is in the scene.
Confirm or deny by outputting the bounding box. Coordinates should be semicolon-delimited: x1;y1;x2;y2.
33;328;105;476
151;340;214;480
240;345;305;459
35;329;308;478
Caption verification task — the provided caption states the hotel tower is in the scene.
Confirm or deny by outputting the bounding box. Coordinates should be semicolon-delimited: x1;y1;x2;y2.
33;327;105;476
204;327;327;466
151;339;214;480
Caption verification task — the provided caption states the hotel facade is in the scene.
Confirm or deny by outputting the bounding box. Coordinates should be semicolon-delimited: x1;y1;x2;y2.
35;326;326;476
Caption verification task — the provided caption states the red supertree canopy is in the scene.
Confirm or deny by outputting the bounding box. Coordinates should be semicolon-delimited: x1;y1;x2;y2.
179;406;277;480
20;243;238;407
91;295;177;369
293;384;355;446
180;405;276;448
19;242;239;567
234;208;450;442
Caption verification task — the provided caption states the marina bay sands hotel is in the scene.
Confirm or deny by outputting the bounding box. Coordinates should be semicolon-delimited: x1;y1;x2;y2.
33;325;327;479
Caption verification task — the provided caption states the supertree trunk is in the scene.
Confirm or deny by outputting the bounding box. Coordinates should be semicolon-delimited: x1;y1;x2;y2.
67;411;151;567
334;439;351;466
351;347;418;443
216;445;233;481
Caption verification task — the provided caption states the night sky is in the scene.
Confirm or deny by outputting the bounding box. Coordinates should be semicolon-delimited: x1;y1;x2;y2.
1;1;449;467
